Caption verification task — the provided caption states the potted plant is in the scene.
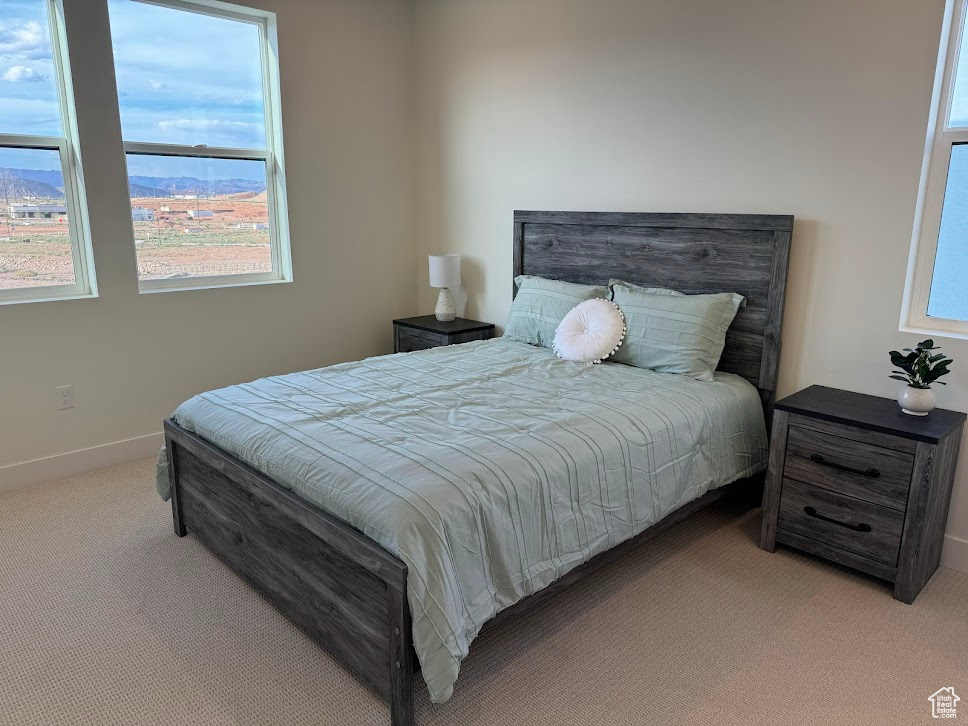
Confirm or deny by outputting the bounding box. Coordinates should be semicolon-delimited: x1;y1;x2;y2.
889;339;954;416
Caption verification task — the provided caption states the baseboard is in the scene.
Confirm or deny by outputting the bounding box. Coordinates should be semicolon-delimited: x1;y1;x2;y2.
941;534;968;575
0;432;164;492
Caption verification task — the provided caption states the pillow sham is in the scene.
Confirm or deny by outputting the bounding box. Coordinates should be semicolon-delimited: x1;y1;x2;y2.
505;275;609;348
553;299;626;364
609;279;745;381
608;278;684;297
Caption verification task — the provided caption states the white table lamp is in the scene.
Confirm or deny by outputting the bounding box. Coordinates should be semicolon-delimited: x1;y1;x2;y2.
429;254;461;321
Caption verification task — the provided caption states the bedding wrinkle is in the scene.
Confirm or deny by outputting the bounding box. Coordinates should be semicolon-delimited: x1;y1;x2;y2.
156;337;767;704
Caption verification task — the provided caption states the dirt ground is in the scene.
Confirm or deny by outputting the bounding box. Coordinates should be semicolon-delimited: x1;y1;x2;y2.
0;240;272;287
0;235;75;289
136;243;272;279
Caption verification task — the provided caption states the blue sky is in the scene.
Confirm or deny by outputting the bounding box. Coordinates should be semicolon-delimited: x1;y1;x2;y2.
0;0;60;138
929;144;968;320
0;0;268;181
953;38;968;127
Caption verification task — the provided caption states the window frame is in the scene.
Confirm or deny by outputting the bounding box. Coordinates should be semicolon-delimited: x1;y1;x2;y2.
0;0;96;305
902;0;968;338
116;0;292;294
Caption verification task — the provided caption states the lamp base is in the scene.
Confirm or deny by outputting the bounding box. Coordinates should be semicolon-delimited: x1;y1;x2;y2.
435;287;456;321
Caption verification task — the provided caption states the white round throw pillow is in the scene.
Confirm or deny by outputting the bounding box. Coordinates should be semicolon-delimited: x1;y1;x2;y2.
553;298;626;364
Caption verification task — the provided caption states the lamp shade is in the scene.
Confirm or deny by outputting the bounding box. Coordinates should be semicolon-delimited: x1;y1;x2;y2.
429;254;461;288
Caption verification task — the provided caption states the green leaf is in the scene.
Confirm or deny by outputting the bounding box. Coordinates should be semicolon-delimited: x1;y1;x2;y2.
890;341;953;385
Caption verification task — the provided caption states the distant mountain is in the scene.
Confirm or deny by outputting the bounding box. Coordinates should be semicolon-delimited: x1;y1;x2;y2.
129;182;170;197
0;174;65;200
0;167;266;200
2;167;64;190
0;169;164;200
128;175;266;196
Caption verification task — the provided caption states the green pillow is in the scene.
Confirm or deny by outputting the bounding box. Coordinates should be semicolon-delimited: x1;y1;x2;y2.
607;278;685;298
609;279;745;381
505;275;609;348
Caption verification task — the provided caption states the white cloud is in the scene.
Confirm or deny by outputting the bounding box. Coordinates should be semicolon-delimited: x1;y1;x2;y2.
0;21;48;61
158;119;257;130
149;80;167;90
3;65;47;83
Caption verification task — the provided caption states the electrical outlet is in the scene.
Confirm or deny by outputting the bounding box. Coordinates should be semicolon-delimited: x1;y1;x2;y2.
55;385;74;410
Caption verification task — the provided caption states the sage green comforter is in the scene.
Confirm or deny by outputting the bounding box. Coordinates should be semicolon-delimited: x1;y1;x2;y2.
155;337;767;703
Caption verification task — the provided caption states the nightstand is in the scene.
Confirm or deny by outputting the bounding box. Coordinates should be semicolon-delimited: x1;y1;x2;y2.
760;385;966;603
392;315;495;353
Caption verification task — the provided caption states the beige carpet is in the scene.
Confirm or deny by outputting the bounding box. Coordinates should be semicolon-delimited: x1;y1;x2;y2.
1;460;966;725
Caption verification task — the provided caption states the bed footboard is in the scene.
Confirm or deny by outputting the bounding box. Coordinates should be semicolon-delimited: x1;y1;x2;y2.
164;420;414;726
164;417;763;726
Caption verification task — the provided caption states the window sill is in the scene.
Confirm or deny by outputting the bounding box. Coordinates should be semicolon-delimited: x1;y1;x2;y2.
899;319;968;342
138;274;291;295
0;288;97;306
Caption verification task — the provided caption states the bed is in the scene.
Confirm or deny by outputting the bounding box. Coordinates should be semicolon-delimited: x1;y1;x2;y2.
159;210;793;726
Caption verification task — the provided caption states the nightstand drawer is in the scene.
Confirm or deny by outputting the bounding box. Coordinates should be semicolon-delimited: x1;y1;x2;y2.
778;479;903;566
784;425;913;511
396;328;444;353
393;316;495;354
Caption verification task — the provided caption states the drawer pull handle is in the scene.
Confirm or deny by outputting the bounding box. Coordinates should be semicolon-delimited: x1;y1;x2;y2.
809;453;880;479
803;505;872;533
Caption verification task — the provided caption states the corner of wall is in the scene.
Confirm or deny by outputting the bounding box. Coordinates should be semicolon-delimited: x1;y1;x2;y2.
942;534;968;574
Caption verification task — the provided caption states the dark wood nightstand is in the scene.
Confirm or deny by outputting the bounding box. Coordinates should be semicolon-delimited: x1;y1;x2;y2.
392;316;495;353
760;385;965;603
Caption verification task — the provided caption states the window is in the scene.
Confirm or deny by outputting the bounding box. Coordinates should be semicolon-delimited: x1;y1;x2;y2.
903;0;968;337
0;0;94;303
107;0;291;292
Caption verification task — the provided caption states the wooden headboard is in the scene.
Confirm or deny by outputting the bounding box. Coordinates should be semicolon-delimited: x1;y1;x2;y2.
512;210;793;417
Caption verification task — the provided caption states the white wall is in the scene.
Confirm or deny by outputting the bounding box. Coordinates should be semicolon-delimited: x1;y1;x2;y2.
414;0;968;568
0;0;416;484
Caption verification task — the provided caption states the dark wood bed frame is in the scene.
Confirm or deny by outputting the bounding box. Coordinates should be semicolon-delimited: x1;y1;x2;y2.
164;211;793;726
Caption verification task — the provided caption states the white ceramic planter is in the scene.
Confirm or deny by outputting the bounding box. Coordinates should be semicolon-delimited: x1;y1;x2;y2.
897;386;936;416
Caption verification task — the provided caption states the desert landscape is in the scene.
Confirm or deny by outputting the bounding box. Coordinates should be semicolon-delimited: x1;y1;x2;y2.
0;214;73;289
0;191;272;289
130;192;272;280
